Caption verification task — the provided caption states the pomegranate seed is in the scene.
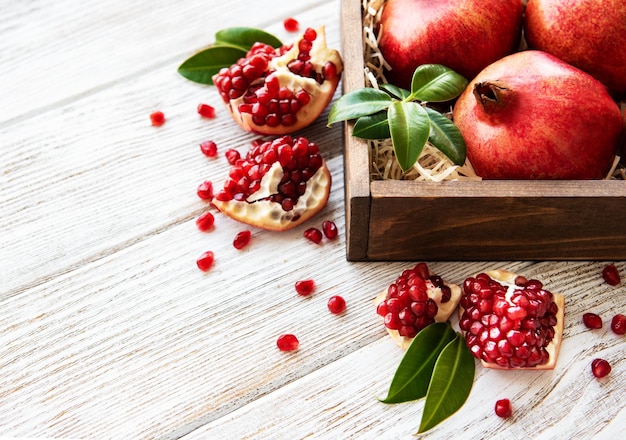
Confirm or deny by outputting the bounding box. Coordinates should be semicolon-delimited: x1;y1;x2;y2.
304;227;323;244
327;295;346;314
283;17;299;32
591;358;611;378
495;399;512;418
582;312;603;329
200;140;218;158
611;313;626;335
602;264;621;286
225;148;241;165
295;279;316;296
150;111;165;126
277;334;299;351
197;103;216;118
197;181;214;200
195;211;215;231
233;230;252;250
196;251;215;272
322;220;338;239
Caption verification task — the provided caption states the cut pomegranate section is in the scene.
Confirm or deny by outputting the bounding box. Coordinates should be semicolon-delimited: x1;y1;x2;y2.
459;270;565;370
213;26;343;135
374;263;462;350
212;135;331;231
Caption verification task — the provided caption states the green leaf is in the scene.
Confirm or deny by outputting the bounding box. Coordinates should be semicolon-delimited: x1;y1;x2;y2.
388;101;430;172
380;83;411;100
352;112;391;139
424;107;466;165
379;323;456;404
409;64;468;103
417;334;475;434
215;27;283;51
178;45;247;85
327;88;393;125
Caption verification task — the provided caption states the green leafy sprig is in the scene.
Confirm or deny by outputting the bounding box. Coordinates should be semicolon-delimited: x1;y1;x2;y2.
379;322;475;434
178;27;283;85
328;64;468;172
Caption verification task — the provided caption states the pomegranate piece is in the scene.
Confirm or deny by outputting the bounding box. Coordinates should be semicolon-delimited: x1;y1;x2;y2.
283;17;300;32
212;136;331;231
200;140;218;158
582;312;603;329
197;103;216;118
327;295;346;314
374;263;462;349
196;211;215;231
494;399;512;418
277;334;299;351
213;26;343;135
459;270;565;370
591;358;611;378
304;227;323;244
602;264;621;286
150;111;165;126
611;314;626;335
224;148;241;165
197;180;214;200
196;251;215;272
322;220;338;239
295;279;316;296
233;230;252;250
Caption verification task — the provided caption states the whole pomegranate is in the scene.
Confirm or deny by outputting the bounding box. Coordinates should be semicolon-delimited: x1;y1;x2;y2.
377;0;523;89
453;50;623;179
525;0;626;93
375;263;461;349
459;270;564;370
212;135;331;231
213;27;343;135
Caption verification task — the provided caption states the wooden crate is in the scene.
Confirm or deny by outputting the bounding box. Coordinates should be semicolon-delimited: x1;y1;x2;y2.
340;0;626;261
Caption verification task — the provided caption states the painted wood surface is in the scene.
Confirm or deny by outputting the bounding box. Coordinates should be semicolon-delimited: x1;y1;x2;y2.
1;1;624;439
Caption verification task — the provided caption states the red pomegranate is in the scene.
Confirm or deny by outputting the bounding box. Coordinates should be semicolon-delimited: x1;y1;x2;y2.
213;27;343;135
377;0;523;88
524;0;626;93
459;270;564;370
212;135;331;231
375;263;462;349
453;50;623;179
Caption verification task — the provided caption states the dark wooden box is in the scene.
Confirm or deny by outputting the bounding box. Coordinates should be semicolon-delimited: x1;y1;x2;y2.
340;0;626;261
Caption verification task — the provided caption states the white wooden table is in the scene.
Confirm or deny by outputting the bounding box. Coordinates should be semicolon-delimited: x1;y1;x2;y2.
1;1;624;438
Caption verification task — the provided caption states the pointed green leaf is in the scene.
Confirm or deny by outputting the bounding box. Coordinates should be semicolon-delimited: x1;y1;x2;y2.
178;45;247;85
424;107;466;165
379;323;456;404
409;64;468;102
215;27;283;51
352;112;391;139
388;101;430;172
417;334;475;434
327;88;392;125
380;83;411;100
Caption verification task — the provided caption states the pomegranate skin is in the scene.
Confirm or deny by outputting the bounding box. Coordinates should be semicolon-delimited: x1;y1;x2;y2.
378;0;523;89
453;50;623;179
525;0;626;93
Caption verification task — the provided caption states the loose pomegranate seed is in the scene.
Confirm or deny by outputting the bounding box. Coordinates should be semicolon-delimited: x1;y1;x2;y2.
283;17;299;32
591;358;611;378
225;148;241;165
322;220;338;239
197;103;216;118
233;230;252;249
611;313;626;335
304;227;323;244
150;111;165;126
295;279;316;296
327;295;346;314
200;140;218;158
582;312;603;329
196;251;215;272
495;399;512;418
602;264;621;286
276;334;299;351
197;181;214;200
196;211;215;231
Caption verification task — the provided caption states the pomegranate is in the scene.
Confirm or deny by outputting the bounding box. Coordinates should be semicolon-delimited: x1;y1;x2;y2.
327;295;346;314
377;0;523;89
453;50;623;179
602;264;621;286
276;334;299;351
295;279;316;296
233;230;252;250
459;270;564;370
213;27;343;135
322;220;338;239
196;251;215;272
582;312;603;330
611;314;626;335
283;17;300;33
195;211;215;231
303;227;323;244
200;140;218;158
197;103;216;118
374;263;461;350
494;399;512;418
524;0;626;93
150;111;165;126
591;358;611;378
212;136;331;231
